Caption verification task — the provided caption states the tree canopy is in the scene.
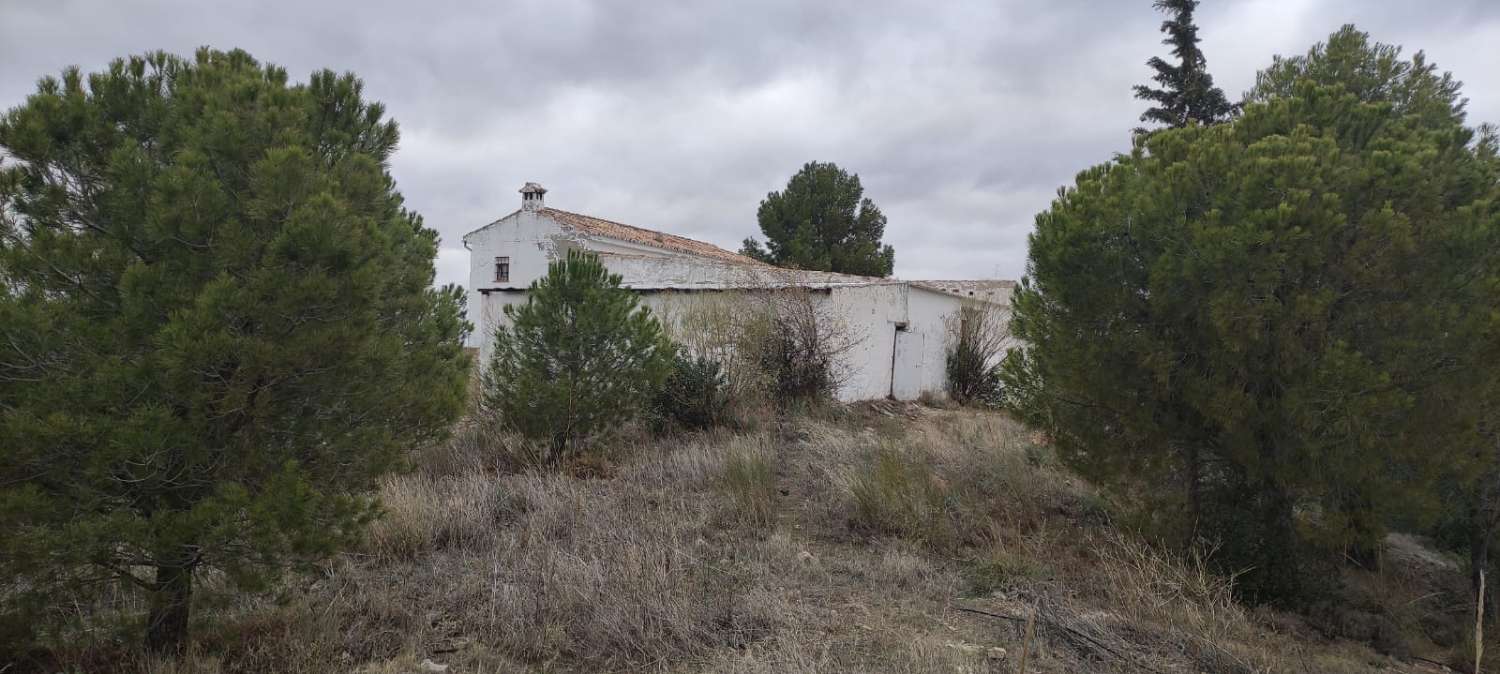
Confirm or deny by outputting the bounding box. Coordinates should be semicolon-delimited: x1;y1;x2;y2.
741;162;895;277
1133;0;1237;132
1006;26;1500;601
484;249;674;456
0;49;471;653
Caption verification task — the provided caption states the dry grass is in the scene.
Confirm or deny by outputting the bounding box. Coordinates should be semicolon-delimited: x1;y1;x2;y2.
363;472;505;559
718;438;778;530
34;405;1450;674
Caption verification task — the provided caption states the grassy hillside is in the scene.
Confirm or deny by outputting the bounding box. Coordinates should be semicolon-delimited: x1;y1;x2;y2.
58;405;1475;673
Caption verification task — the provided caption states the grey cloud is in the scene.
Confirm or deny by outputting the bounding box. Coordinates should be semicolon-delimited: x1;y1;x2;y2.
3;0;1497;287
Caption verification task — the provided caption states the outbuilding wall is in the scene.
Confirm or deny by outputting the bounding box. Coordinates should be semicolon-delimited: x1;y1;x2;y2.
465;211;981;401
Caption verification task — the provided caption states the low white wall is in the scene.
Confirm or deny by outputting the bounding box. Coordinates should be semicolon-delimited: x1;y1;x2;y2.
475;283;968;402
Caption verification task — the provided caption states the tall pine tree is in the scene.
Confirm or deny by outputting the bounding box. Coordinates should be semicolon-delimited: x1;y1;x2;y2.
1006;28;1499;600
740;162;895;277
0;50;471;654
1133;0;1237;133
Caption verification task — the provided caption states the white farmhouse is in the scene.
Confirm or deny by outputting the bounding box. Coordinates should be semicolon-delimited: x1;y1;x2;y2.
463;183;1013;402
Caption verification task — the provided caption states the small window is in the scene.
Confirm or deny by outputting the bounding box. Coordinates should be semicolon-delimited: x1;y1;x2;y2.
494;256;510;283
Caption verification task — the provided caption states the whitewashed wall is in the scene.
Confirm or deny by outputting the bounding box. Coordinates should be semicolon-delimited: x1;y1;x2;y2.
464;209;977;401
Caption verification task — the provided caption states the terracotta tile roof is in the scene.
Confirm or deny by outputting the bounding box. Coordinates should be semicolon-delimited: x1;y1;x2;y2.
540;207;769;267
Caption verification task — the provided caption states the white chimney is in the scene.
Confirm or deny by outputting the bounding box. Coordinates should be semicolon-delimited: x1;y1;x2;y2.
520;182;547;212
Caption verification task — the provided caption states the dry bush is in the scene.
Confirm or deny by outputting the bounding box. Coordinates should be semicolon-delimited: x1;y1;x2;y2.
656;284;859;411
658;295;775;398
943;301;1012;405
756;288;858;403
655;294;778;420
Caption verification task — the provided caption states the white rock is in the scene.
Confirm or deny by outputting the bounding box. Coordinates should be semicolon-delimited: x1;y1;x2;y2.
419;659;449;673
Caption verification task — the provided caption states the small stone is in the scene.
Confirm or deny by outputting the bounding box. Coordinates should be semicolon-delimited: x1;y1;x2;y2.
419;659;449;673
798;550;816;563
987;647;1007;661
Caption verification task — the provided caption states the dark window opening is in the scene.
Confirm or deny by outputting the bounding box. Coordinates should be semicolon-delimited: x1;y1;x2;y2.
495;256;510;283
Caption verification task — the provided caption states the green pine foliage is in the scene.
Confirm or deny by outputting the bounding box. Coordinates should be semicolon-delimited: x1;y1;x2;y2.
0;50;471;654
1005;27;1500;602
653;353;730;431
740;162;895;277
1133;0;1238;132
1246;25;1467;130
483;250;674;456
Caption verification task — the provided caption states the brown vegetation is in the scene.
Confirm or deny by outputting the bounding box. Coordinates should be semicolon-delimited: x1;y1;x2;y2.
28;407;1484;673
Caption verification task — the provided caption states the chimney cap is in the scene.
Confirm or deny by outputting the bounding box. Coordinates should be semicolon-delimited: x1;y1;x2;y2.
519;182;547;195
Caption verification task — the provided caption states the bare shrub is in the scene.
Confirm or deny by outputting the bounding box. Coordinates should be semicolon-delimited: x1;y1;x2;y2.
757;288;856;403
655;294;778;417
657;285;858;409
944;302;1011;405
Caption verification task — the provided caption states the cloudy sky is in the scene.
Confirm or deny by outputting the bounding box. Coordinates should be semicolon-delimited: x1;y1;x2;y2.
3;1;1497;287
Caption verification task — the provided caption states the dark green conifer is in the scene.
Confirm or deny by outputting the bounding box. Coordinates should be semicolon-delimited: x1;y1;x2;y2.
741;162;895;277
484;250;674;456
1007;27;1499;600
1133;0;1238;132
0;49;470;653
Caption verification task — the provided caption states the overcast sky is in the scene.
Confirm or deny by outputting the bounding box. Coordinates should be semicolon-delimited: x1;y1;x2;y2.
3;1;1497;286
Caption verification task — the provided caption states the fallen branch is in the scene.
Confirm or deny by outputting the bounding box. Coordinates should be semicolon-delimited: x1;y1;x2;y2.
954;605;1166;674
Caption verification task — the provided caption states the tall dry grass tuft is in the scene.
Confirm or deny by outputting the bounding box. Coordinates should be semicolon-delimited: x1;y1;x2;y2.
364;472;505;559
1097;533;1245;636
841;411;1099;553
719;439;779;529
848;443;952;549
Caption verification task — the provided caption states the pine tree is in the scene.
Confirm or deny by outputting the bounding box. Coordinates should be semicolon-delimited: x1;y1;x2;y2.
0;50;471;654
740;162;895;277
1133;0;1237;133
1006;27;1499;600
1247;24;1467;129
484;250;674;457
